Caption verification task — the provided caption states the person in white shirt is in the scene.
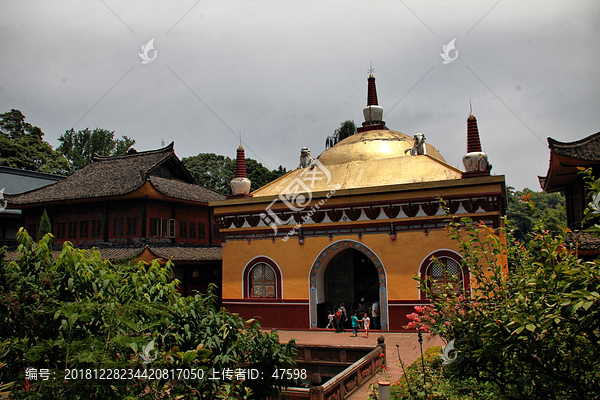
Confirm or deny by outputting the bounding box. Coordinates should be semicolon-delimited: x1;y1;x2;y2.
372;301;379;330
362;313;371;338
326;310;334;329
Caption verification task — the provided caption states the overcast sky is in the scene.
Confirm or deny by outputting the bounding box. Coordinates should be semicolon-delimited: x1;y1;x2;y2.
1;0;599;191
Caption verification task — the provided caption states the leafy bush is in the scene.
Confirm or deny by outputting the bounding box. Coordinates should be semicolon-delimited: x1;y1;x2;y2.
390;346;502;400
414;208;600;399
0;229;297;399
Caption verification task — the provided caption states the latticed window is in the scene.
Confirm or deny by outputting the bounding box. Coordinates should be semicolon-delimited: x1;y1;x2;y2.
250;263;276;298
126;218;137;236
79;220;89;238
426;257;463;296
91;220;102;238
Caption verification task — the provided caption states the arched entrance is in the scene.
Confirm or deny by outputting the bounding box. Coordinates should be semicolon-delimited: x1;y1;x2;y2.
309;240;388;330
322;249;379;326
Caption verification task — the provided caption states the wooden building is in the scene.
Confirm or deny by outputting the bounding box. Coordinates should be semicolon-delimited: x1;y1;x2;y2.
6;143;224;296
539;131;600;257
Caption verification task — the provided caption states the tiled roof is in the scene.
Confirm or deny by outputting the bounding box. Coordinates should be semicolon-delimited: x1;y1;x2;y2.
548;132;600;161
3;247;143;263
0;166;66;195
149;176;223;203
3;244;222;263
8;143;224;205
571;232;600;251
148;245;223;261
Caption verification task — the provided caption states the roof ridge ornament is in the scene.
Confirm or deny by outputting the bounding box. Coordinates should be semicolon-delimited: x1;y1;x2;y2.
299;147;315;168
368;62;375;78
405;133;427;156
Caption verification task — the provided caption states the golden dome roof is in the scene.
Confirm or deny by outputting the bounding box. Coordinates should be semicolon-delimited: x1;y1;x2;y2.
317;129;446;165
250;129;460;197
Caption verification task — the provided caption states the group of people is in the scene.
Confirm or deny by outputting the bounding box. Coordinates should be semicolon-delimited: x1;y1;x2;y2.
326;299;379;337
326;303;348;333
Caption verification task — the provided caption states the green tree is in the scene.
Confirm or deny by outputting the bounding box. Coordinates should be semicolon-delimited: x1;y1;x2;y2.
0;109;70;175
1;229;298;399
182;153;236;194
37;209;51;241
506;186;566;242
182;153;287;195
57;128;135;171
325;120;357;149
411;204;600;398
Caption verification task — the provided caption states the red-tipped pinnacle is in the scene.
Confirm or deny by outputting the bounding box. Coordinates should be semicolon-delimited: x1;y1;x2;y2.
467;114;482;153
234;145;247;178
367;74;379;106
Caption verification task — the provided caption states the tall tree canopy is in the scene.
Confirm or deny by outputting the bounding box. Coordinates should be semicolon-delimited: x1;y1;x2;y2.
0;109;70;175
182;153;287;195
325;120;357;149
506;187;567;242
57;128;135;171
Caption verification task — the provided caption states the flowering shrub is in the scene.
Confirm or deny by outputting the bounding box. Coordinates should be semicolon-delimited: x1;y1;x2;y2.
414;194;600;399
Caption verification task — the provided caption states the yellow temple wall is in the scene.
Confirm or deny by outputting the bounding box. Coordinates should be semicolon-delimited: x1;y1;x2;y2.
222;228;461;301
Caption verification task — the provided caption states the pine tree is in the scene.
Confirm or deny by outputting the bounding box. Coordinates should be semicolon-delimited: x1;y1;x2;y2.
38;208;51;241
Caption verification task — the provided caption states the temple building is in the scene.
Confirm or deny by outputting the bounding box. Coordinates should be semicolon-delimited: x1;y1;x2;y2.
211;73;506;330
539;132;600;258
539;132;600;229
5;143;224;297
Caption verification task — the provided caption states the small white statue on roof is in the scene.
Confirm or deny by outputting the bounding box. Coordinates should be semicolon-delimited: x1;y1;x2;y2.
405;133;427;156
299;147;315;168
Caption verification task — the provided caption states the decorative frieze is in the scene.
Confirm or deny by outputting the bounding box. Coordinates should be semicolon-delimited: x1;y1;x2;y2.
402;203;419;218
214;196;503;232
383;205;400;219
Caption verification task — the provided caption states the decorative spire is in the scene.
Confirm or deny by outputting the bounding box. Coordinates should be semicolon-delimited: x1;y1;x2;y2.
358;66;387;133
466;114;482;153
234;145;247;178
367;74;379;106
462;110;491;177
228;145;252;198
367;63;378;106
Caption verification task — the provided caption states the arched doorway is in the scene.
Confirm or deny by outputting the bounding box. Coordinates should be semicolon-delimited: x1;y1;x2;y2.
322;249;379;326
309;240;388;330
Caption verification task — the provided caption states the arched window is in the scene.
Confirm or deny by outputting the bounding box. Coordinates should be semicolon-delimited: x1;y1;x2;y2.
243;257;282;299
420;251;469;299
250;263;276;298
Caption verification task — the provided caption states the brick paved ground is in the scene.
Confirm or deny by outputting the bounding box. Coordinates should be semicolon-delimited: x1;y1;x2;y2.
273;329;444;399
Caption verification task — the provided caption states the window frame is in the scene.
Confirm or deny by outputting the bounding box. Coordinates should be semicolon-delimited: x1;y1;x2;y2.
79;220;89;239
126;217;137;237
91;219;102;238
419;250;470;299
242;257;283;299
